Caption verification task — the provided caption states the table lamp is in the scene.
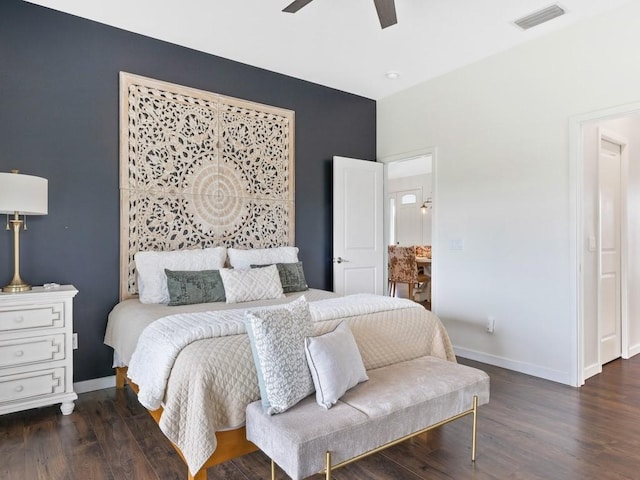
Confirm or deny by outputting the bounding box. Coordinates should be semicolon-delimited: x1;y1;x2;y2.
0;170;48;292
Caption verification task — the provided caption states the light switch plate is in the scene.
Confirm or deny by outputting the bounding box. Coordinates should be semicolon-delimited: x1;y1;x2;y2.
450;239;464;251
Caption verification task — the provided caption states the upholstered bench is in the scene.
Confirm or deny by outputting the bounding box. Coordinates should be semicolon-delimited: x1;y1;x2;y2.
246;355;490;480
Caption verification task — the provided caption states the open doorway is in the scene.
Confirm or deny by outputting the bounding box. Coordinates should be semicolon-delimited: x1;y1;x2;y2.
572;106;640;385
388;155;432;246
383;153;433;308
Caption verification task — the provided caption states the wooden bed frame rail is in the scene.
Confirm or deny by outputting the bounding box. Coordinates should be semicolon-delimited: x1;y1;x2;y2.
115;367;258;480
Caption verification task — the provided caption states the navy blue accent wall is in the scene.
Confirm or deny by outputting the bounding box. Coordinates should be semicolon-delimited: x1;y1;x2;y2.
0;1;376;381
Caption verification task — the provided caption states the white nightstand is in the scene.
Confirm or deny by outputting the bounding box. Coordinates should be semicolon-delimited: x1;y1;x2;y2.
0;285;78;415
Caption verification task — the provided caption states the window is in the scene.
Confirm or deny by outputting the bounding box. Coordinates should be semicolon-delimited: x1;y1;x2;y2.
400;193;417;205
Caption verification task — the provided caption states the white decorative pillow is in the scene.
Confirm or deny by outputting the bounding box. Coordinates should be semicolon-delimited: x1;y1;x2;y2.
245;297;314;415
135;247;227;304
305;321;368;409
227;246;299;270
219;265;284;304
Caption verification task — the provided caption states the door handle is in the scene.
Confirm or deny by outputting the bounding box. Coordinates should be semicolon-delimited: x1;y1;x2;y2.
334;256;349;264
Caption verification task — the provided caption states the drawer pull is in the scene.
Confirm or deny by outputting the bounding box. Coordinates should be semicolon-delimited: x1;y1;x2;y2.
14;350;24;357
14;385;24;393
14;316;24;324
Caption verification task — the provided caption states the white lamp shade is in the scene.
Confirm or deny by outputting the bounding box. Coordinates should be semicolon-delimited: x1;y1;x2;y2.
0;172;48;215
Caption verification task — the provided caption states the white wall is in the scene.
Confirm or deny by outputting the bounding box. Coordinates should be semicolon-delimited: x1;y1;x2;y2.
582;116;640;378
377;1;640;385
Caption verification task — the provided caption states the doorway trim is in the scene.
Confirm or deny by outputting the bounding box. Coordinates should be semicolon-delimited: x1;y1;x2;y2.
378;147;437;308
570;101;640;387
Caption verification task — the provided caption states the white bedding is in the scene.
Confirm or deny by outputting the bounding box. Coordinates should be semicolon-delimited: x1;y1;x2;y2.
127;294;423;411
104;288;337;367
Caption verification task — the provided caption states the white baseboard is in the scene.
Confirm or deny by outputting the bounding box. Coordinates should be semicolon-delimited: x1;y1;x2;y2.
627;343;640;358
454;346;573;386
582;362;602;382
74;375;116;394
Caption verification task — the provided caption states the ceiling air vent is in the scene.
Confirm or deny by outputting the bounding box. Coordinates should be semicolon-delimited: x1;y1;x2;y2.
514;4;566;30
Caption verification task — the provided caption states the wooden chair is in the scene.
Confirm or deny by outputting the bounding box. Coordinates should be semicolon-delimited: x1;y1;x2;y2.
415;245;432;302
388;245;429;301
415;245;432;259
415;244;432;277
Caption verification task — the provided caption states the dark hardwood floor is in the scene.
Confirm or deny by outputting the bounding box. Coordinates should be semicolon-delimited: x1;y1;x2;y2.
2;356;639;480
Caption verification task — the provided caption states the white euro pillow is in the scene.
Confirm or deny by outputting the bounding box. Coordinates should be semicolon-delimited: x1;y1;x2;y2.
135;247;227;304
305;321;368;409
227;246;299;270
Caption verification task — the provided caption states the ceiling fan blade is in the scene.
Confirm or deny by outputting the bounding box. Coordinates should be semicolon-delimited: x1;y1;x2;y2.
373;0;397;29
282;0;314;13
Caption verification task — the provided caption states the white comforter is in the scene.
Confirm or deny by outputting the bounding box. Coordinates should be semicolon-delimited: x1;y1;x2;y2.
127;294;422;410
104;289;336;367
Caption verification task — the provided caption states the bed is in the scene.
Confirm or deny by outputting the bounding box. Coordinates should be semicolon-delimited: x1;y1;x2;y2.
108;73;456;480
105;285;455;480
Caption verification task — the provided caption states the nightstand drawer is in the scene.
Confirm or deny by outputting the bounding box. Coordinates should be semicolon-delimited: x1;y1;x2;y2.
0;367;65;404
0;335;65;369
0;304;64;332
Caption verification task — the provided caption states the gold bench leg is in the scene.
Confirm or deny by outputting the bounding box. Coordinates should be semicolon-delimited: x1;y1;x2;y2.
271;459;276;480
325;451;332;480
471;395;478;462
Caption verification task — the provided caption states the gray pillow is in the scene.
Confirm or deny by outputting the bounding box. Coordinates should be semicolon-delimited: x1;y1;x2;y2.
245;297;314;415
164;269;226;306
251;261;309;293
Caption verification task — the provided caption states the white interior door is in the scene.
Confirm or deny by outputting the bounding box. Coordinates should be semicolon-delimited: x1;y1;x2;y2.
395;189;423;245
599;139;622;364
333;156;384;295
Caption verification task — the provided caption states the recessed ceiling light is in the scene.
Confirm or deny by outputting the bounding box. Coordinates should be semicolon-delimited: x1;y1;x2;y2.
385;71;400;80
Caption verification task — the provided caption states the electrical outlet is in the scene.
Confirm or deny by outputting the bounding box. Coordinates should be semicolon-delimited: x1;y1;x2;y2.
72;333;78;350
486;317;495;334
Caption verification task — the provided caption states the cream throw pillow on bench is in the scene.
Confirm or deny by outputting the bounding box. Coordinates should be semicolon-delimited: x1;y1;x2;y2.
305;321;368;409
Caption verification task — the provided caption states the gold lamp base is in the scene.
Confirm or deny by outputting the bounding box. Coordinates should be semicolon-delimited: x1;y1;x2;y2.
2;282;32;293
3;213;33;294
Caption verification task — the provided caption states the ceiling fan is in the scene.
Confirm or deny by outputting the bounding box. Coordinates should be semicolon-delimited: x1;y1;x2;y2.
282;0;398;29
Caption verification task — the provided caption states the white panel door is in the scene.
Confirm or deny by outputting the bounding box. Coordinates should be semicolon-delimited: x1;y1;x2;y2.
395;189;423;246
599;139;622;364
333;156;384;296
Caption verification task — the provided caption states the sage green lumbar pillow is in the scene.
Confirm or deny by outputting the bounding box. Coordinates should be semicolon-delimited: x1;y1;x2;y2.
164;269;226;306
251;262;309;293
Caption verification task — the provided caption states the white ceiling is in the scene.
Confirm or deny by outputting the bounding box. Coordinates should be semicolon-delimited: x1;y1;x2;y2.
26;0;630;100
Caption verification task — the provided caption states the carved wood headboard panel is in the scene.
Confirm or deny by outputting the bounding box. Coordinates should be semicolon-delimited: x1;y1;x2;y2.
119;72;295;300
